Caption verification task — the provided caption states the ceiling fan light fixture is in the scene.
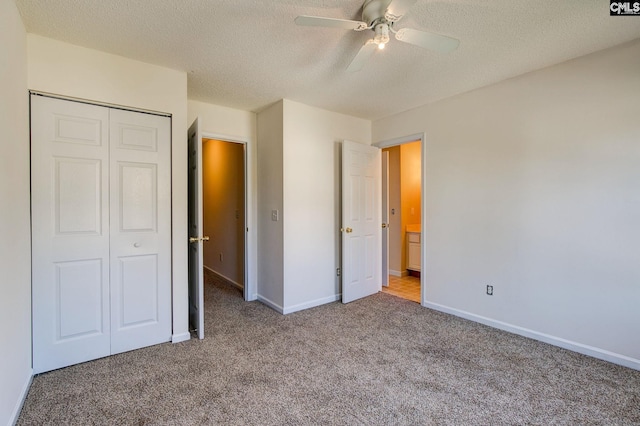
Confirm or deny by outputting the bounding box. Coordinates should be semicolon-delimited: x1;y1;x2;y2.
373;23;390;50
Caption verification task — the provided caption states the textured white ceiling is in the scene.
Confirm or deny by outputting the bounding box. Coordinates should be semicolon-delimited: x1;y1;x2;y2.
15;0;640;120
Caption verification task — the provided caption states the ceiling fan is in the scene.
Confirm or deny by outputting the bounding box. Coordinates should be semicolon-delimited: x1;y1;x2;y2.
295;0;460;72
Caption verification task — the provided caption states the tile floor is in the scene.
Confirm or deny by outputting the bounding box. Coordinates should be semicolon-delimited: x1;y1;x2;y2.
381;274;421;303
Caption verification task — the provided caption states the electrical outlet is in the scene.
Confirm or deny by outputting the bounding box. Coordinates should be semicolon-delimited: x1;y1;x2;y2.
336;267;341;277
271;210;279;221
486;285;493;296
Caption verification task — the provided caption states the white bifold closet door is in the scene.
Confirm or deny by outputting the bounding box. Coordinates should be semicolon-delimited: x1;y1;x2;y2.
31;95;171;374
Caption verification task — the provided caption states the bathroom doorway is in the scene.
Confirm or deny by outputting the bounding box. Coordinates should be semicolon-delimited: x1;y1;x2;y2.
380;139;422;303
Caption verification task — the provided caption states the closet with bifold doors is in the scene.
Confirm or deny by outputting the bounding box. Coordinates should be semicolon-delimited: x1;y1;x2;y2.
30;95;172;374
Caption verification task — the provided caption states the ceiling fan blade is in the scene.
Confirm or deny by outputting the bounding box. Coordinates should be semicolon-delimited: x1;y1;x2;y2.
295;15;368;31
346;40;377;72
395;28;460;53
384;0;418;22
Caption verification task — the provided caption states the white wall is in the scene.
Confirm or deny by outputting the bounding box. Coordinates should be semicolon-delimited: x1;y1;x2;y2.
187;100;258;299
282;100;371;312
0;2;31;424
373;40;640;367
256;100;371;313
188;100;256;142
256;101;285;310
27;35;190;343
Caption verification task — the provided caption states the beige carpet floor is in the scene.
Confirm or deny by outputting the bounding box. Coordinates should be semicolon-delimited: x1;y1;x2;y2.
18;272;640;425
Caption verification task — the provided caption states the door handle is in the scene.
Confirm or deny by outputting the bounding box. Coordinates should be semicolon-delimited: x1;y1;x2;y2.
189;236;210;243
345;227;353;233
381;223;388;229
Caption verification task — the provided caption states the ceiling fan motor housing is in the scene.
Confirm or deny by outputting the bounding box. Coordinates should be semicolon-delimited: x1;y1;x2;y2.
363;0;394;26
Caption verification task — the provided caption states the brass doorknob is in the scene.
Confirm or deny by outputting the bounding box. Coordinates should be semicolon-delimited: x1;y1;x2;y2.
345;227;353;233
189;236;210;243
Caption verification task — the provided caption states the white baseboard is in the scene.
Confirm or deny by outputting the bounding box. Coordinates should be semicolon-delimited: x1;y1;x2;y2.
389;269;409;277
171;332;191;343
203;265;244;290
283;294;341;315
423;301;640;371
257;295;284;314
9;369;32;426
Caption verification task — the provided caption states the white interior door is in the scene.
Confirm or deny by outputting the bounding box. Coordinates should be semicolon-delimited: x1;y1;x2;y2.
341;140;382;303
31;96;111;373
382;150;390;287
109;108;172;354
188;118;205;339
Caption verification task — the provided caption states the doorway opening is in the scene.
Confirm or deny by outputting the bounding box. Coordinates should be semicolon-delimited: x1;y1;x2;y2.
201;138;246;302
188;118;251;339
377;137;423;304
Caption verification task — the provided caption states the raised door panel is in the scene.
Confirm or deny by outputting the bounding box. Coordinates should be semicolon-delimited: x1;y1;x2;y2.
55;259;105;339
119;162;158;232
109;108;171;354
31;95;110;374
54;114;102;146
55;158;102;235
116;123;158;152
116;255;159;328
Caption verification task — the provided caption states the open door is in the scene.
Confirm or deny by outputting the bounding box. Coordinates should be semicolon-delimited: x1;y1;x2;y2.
188;118;206;339
341;140;382;303
382;150;390;287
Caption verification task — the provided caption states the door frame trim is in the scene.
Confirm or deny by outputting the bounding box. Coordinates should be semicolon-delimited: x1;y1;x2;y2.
201;131;255;302
373;132;426;306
